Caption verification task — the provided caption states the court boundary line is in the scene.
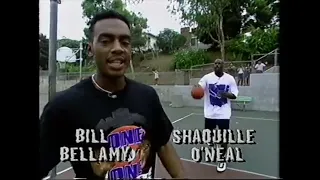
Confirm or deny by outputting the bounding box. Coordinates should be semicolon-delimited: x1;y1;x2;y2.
193;113;278;122
172;113;195;124
181;158;278;179
44;112;278;179
43;167;73;180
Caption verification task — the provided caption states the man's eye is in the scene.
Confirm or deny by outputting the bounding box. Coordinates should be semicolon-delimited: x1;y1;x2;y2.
122;41;130;46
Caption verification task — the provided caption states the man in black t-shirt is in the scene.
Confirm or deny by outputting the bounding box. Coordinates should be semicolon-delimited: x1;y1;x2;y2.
40;10;185;179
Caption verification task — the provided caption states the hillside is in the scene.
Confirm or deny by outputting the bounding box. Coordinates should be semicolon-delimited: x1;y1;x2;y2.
133;51;235;72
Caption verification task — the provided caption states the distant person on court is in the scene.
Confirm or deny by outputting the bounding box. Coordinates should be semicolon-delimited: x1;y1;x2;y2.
244;64;251;86
254;60;265;73
192;58;239;173
152;68;159;85
40;11;185;180
237;65;244;86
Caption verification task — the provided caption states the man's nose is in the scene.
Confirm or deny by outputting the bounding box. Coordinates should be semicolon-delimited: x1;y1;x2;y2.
111;40;124;54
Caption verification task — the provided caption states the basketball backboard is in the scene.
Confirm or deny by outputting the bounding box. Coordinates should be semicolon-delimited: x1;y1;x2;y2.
56;47;76;63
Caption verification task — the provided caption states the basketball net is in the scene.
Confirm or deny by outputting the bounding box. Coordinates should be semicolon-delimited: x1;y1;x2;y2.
57;62;66;70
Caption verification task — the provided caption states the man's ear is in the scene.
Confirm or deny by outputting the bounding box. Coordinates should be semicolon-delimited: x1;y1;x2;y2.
88;42;93;57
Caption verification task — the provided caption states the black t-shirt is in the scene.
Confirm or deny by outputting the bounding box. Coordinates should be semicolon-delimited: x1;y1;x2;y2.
39;77;173;179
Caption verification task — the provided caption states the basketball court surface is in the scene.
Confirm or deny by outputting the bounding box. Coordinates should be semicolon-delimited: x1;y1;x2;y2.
40;97;279;179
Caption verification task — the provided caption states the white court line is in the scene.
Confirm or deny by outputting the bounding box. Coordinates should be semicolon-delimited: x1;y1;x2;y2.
180;158;278;179
44;112;278;179
172;113;195;124
193;113;278;122
43;167;73;179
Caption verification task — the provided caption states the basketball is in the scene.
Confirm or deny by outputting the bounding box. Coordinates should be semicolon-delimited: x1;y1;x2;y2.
191;87;204;99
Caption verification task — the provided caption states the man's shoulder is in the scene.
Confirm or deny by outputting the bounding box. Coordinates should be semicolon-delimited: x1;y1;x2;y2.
224;72;233;77
202;72;215;79
223;73;235;81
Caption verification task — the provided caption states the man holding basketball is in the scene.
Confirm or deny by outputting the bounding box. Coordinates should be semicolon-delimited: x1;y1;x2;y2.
192;59;238;173
40;11;185;179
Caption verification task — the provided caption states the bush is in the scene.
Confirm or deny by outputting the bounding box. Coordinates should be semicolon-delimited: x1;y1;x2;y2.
173;49;211;69
64;63;96;73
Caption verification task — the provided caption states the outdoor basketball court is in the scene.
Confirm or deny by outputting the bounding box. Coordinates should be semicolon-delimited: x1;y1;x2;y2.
41;101;279;179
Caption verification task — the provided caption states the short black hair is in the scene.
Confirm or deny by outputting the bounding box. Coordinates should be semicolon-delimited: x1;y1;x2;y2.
88;10;131;41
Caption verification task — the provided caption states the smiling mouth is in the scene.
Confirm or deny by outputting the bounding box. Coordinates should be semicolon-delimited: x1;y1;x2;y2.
107;59;125;69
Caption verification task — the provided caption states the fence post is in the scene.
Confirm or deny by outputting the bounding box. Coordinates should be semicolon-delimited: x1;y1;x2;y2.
250;54;254;72
274;48;278;66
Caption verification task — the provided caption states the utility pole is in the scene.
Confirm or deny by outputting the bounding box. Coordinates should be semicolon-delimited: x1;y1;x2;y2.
48;0;60;178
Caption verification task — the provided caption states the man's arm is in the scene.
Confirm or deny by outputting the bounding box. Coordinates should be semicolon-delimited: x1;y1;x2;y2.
151;90;185;178
39;100;71;179
196;75;206;89
220;76;239;99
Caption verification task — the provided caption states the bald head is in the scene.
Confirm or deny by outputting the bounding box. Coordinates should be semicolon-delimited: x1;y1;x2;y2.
213;59;224;73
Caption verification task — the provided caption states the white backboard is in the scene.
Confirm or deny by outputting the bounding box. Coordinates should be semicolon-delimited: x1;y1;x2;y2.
57;47;76;63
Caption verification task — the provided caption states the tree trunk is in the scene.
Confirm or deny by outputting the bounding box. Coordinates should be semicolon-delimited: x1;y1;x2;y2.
218;12;225;61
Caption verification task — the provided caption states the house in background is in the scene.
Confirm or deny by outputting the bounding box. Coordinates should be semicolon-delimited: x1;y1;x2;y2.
141;33;158;51
180;27;211;50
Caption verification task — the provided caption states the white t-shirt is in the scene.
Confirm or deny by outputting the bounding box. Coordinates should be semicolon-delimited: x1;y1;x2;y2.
255;63;265;71
198;72;239;119
238;68;243;74
153;71;159;79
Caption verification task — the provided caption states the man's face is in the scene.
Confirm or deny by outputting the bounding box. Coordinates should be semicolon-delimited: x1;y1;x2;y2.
213;59;224;72
89;18;131;78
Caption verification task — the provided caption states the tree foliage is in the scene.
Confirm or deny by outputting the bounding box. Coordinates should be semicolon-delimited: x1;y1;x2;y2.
243;0;279;31
228;27;279;60
81;0;148;50
173;50;211;69
195;0;244;46
39;33;49;70
58;38;80;49
157;28;186;54
169;0;234;60
168;0;279;61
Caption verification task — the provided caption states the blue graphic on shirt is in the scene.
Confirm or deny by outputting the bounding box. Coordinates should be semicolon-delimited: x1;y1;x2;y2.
208;83;230;107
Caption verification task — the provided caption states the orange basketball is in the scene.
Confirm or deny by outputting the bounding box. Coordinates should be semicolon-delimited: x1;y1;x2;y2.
191;87;204;99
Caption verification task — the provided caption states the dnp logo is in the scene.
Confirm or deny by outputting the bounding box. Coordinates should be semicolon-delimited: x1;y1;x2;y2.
208;84;230;107
107;126;150;179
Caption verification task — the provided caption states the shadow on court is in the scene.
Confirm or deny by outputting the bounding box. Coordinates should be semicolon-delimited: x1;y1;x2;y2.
41;98;279;179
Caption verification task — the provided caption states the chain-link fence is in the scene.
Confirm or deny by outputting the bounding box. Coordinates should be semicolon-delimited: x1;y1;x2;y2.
39;71;191;94
188;61;252;79
39;49;279;89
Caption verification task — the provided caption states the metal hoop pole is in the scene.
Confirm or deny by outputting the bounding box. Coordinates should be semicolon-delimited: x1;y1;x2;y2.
48;0;60;178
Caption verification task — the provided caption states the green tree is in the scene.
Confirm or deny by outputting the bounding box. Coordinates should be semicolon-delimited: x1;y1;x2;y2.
195;0;245;46
58;38;80;49
157;28;186;54
169;0;279;54
243;0;279;31
169;0;233;60
39;33;49;70
228;27;279;60
81;0;148;51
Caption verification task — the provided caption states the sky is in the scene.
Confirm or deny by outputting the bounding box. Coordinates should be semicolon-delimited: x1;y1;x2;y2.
39;0;182;40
